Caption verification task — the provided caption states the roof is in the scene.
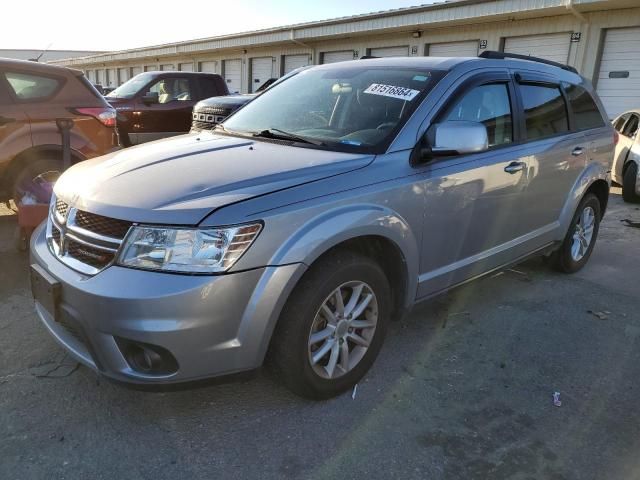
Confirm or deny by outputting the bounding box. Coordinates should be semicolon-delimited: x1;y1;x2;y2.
0;57;81;75
48;0;619;67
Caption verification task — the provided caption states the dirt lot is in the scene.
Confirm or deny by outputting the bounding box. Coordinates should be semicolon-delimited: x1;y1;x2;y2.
1;190;639;480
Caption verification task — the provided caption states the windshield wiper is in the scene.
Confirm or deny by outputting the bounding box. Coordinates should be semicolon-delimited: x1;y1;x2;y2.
253;128;325;146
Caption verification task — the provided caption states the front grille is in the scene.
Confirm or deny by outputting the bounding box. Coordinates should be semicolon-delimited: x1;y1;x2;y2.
47;196;133;275
66;238;116;269
75;210;132;239
191;106;232;131
56;198;68;218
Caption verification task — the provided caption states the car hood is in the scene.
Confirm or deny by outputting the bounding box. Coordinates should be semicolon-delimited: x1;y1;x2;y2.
196;94;255;109
54;132;373;225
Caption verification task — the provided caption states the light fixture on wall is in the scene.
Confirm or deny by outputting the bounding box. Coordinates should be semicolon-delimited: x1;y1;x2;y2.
412;31;422;38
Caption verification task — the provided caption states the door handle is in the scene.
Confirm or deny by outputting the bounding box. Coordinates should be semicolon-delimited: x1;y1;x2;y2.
571;146;585;156
504;161;526;174
0;116;16;126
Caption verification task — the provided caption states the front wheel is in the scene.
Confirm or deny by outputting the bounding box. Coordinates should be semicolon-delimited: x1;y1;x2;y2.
550;193;601;273
268;250;391;399
622;162;640;203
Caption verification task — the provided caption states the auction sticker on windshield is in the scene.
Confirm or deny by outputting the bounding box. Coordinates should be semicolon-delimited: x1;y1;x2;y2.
364;84;420;101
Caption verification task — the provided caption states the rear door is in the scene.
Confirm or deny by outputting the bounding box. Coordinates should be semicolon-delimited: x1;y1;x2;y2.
0;71;32;180
132;75;198;144
612;113;638;182
513;74;586;246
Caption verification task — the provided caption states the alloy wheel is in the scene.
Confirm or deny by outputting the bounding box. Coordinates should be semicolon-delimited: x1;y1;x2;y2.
307;281;378;379
571;205;596;262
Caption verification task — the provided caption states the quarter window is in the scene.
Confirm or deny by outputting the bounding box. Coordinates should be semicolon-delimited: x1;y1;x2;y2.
520;84;569;140
564;84;605;131
4;72;60;101
444;83;513;147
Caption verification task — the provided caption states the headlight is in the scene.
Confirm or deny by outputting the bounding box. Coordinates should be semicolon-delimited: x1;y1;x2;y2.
117;223;262;273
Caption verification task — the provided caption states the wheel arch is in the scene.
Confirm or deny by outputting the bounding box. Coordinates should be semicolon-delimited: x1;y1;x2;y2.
1;144;86;200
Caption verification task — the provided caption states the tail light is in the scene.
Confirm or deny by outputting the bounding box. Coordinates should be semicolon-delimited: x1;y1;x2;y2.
614;130;619;145
73;107;117;128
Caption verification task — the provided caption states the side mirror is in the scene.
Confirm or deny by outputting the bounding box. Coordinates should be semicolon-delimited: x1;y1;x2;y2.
142;92;159;105
413;121;489;164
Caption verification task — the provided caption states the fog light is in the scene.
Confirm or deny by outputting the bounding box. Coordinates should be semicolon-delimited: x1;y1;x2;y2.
115;338;179;375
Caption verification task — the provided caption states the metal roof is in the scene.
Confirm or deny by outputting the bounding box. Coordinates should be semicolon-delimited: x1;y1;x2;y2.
49;0;615;66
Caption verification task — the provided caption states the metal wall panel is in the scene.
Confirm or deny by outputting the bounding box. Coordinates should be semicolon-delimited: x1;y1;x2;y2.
596;27;640;118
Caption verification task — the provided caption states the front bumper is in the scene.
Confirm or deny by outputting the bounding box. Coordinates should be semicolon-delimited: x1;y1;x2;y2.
30;223;305;384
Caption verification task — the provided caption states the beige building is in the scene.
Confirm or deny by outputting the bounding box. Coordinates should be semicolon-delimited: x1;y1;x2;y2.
49;0;640;117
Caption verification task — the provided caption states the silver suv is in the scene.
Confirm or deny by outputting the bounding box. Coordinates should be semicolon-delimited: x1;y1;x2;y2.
30;54;614;399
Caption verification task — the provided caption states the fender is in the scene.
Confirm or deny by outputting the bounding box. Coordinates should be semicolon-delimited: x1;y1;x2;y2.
268;203;420;310
557;161;610;239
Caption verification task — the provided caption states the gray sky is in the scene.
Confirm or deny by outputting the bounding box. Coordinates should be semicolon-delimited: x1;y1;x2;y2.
3;1;433;52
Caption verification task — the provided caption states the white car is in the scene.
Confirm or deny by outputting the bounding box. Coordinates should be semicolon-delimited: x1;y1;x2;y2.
612;110;640;202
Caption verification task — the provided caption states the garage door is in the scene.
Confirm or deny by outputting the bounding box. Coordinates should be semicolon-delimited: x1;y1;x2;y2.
250;57;274;92
284;54;310;74
199;61;216;73
131;66;143;78
179;62;194;72
322;51;354;64
504;33;571;64
429;40;479;57
117;68;129;85
596;27;640;119
160;64;175;71
95;69;104;85
223;59;242;93
369;46;409;57
144;65;158;72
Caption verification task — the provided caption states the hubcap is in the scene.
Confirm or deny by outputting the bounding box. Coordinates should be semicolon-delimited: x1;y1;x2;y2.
307;281;378;379
571;205;596;262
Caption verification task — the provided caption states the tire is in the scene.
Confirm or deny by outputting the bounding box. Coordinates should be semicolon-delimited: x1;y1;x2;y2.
268;250;391;400
550;193;601;273
12;157;63;204
622;162;640;203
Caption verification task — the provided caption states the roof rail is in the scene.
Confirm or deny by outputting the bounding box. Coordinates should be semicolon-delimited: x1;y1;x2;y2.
478;50;578;74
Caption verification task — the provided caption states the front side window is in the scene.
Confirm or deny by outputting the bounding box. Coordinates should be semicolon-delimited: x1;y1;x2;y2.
106;72;155;99
4;72;60;101
146;77;192;103
520;84;569;141
443;83;513;147
564;84;605;131
223;65;446;153
622;114;639;138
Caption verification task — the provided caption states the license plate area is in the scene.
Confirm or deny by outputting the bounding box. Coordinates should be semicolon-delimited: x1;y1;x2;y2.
30;264;61;321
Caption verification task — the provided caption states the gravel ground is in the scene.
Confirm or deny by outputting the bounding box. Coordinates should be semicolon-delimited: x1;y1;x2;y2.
1;190;639;480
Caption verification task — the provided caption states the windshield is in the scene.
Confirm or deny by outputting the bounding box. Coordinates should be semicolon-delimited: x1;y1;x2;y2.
106;72;155;99
222;65;445;153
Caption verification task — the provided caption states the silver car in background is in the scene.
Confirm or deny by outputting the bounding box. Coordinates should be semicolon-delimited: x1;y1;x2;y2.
612;109;640;202
30;54;614;399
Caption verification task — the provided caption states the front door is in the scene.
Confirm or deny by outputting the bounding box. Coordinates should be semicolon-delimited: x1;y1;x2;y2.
132;76;197;144
417;76;531;297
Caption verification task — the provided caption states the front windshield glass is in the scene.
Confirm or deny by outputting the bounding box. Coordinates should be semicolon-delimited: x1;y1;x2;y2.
223;65;445;153
106;72;154;99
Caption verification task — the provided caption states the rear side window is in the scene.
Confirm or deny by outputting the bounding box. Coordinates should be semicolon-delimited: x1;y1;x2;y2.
613;114;629;133
200;78;221;99
564;84;605;131
444;83;513;147
623;114;639;138
4;72;61;101
520;84;569;140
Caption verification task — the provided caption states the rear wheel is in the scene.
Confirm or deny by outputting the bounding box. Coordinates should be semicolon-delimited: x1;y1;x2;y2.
550;193;601;273
12;157;63;205
268;250;391;399
622;162;640;203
